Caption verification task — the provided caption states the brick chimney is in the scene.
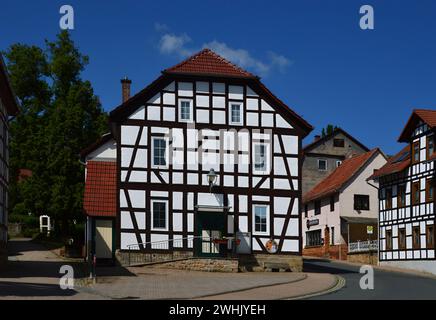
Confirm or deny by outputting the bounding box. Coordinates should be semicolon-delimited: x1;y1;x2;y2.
314;135;321;142
121;77;132;103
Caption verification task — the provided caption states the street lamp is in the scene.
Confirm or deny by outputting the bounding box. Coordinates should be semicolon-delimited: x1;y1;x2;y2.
207;168;217;192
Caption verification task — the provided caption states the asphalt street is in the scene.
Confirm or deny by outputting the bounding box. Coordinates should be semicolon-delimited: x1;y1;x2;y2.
304;258;436;300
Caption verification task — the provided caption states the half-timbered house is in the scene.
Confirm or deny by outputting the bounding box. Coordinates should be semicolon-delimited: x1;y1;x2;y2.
84;49;312;268
369;109;436;275
0;54;19;268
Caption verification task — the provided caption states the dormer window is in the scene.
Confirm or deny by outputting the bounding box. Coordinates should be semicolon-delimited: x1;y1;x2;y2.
412;141;420;164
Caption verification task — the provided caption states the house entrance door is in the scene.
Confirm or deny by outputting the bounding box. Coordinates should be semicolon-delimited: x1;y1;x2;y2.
194;211;225;257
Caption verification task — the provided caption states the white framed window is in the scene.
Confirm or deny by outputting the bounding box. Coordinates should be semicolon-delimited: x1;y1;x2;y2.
229;102;243;125
151;200;168;231
318;159;327;171
336;160;342;167
179;99;193;122
253;205;269;235
253;143;269;173
152;137;168;168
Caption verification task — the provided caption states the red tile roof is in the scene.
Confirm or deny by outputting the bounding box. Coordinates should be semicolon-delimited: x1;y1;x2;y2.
369;145;410;180
163;48;257;78
303;148;381;203
398;109;436;142
83;161;117;217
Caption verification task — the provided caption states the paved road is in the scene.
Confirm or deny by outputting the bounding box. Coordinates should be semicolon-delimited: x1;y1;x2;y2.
1;239;337;300
0;239;100;299
303;258;436;300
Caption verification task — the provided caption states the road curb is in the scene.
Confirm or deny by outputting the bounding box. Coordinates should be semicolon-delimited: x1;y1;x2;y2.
305;256;436;280
189;273;308;300
284;275;346;300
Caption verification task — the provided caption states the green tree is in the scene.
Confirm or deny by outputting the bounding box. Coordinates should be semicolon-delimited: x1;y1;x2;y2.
5;31;108;237
321;124;339;137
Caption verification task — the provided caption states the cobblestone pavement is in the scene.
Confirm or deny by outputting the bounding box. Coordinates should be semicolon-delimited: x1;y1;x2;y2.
195;273;339;300
0;239;340;300
77;267;311;299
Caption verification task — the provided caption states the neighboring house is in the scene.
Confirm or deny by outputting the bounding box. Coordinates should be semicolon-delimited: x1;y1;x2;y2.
0;55;19;267
83;48;313;269
369;109;436;275
302;148;387;260
81;133;117;264
302;128;369;196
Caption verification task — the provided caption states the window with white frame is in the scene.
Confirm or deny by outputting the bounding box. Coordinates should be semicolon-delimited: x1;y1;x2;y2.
253;205;269;235
151;200;168;230
229;103;242;124
254;143;268;173
152;137;167;167
179;99;193;122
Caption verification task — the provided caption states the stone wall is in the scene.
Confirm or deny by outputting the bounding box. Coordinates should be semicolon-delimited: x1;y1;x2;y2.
156;258;239;273
8;223;22;237
239;254;303;272
116;249;193;266
347;251;378;265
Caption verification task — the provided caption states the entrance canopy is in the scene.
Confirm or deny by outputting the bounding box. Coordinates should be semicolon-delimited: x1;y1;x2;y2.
195;205;231;213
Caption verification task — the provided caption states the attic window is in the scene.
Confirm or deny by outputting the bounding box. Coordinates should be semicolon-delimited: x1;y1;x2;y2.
318;159;327;171
333;139;345;148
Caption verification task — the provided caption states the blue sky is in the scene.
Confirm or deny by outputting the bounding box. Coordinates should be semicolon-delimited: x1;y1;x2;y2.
1;0;436;154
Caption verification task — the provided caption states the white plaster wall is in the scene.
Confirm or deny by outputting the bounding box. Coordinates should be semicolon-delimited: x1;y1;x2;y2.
339;153;387;219
86;139;116;161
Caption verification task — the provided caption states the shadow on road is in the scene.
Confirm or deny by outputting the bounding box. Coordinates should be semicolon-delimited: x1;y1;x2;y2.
303;259;357;275
0;281;79;297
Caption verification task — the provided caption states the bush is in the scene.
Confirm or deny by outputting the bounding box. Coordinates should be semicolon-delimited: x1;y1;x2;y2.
8;214;39;228
21;227;40;238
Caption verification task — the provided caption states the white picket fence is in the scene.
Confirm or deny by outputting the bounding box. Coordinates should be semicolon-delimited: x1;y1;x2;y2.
348;240;378;253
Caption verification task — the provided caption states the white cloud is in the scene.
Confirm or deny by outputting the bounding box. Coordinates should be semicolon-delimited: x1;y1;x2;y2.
158;33;193;57
154;22;169;33
202;40;270;75
268;51;292;73
155;25;291;76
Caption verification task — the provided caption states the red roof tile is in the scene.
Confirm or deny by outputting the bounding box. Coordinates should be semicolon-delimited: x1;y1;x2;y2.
303;148;381;203
398;109;436;142
83;161;117;217
369;145;410;179
163;48;257;78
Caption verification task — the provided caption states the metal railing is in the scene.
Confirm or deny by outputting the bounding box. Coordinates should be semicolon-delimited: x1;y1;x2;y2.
348;240;378;253
126;236;211;266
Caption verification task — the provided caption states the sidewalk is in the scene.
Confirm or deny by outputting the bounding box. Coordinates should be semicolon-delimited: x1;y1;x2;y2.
195;273;342;300
76;266;342;300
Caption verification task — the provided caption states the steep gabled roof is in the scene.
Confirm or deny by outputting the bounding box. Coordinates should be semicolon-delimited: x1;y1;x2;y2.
83;161;117;217
0;54;19;116
368;144;410;180
80;133;113;159
303;128;369;153
109;49;313;136
163;48;257;79
398;109;436;142
303;148;382;203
